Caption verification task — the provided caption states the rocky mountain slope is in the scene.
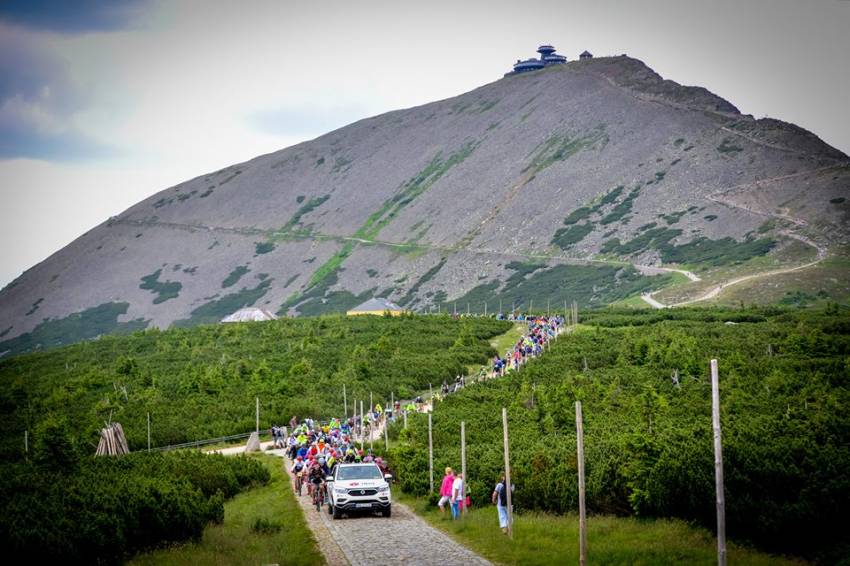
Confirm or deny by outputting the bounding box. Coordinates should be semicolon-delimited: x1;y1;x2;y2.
2;55;848;355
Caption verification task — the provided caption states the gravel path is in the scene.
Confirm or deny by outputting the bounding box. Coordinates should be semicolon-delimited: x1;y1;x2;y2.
279;454;492;566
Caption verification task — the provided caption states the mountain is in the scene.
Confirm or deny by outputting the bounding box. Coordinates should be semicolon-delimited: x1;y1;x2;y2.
2;55;849;355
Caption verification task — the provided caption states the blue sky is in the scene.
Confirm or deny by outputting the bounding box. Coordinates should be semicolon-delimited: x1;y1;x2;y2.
1;0;849;288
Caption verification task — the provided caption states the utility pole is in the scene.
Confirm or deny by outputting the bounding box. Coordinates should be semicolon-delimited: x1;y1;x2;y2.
461;421;467;516
576;401;587;566
428;413;434;495
502;407;514;539
711;359;727;566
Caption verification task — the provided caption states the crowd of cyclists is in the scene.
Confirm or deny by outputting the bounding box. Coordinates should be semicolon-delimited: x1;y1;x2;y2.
277;313;566;514
282;412;392;510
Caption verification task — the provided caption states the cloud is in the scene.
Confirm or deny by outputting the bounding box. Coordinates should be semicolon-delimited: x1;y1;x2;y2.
0;24;115;161
0;0;149;34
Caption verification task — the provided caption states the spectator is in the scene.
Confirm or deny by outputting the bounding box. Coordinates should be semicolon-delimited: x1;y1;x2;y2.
438;467;454;515
492;472;514;534
451;471;464;520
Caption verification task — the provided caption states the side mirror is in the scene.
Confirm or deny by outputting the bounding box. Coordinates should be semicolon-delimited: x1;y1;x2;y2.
384;474;393;481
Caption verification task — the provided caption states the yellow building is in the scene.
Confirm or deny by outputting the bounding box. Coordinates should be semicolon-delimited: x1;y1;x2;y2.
346;298;407;316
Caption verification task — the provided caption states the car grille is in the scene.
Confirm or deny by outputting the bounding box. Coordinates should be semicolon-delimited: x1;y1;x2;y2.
347;488;377;496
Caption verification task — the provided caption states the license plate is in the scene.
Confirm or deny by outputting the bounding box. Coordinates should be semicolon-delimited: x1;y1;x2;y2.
355;503;372;508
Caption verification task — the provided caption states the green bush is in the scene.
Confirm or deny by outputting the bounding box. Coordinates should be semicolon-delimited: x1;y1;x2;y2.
393;307;850;560
0;452;267;563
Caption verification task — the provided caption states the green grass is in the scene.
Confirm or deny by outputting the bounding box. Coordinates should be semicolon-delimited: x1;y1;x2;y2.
398;494;802;566
254;242;275;255
130;455;324;566
522;127;607;177
551;223;593;250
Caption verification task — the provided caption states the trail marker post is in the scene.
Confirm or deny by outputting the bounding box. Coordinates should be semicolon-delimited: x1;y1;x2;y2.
502;407;514;539
576;401;587;566
428;413;434;495
461;421;467;516
711;359;727;566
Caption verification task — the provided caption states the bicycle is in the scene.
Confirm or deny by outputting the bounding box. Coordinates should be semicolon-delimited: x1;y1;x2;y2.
295;470;304;496
312;481;326;512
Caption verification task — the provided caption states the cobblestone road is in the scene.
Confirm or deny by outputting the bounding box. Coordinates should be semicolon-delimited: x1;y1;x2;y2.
281;455;491;566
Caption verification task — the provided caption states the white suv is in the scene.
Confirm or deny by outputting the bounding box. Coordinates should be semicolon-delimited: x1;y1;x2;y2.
327;462;392;519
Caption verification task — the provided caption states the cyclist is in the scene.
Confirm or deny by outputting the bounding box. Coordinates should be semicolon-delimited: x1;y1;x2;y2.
290;456;306;495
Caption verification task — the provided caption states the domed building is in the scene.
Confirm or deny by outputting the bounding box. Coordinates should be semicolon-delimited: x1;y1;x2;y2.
505;44;568;76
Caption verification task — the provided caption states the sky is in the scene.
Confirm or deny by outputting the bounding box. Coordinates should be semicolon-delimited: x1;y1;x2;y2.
1;0;848;288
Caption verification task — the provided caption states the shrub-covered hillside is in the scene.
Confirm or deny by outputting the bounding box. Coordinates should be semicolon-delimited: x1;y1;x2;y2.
391;307;850;562
0;315;510;460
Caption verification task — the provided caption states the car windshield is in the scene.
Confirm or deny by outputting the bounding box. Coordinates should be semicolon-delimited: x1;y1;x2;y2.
337;465;383;480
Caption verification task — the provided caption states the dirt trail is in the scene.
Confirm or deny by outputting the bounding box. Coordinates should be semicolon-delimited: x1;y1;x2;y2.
639;166;832;309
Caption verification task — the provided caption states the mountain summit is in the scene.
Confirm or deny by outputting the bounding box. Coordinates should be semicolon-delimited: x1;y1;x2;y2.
2;54;848;355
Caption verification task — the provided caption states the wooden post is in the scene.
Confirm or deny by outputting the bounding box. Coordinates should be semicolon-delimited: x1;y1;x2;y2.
711;359;727;566
502;407;514;538
499;299;502;314
576;401;587;566
428;413;434;495
147;412;151;452
24;430;28;455
255;396;259;434
454;302;457;315
484;302;487;317
547;299;550;316
530;298;533;314
391;391;394;414
467;303;470;315
461;421;467;516
429;382;433;405
384;418;389;451
360;400;365;452
344;384;347;418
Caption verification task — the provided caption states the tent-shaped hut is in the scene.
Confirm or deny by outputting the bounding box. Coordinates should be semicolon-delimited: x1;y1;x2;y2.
346;298;407;317
221;307;278;323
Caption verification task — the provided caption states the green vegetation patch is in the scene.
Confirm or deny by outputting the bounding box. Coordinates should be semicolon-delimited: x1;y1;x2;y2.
0;302;148;357
523;126;607;177
561;207;592;226
355;141;479;240
25;298;44;316
254;242;275;255
222;265;250;289
452;263;673;312
392;308;850;560
139;270;182;304
551;223;594;250
600;185;641;225
175;280;273;327
717;137;744;154
602;228;776;267
0;450;268;563
399;257;447;306
281;194;330;232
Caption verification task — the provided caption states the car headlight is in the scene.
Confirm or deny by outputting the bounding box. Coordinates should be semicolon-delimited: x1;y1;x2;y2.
334;488;348;494
377;485;389;493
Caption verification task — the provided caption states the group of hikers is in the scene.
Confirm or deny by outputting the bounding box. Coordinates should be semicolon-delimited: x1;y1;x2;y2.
275;313;555;528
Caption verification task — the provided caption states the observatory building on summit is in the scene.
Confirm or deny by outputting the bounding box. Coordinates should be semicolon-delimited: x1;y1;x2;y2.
505;44;568;76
